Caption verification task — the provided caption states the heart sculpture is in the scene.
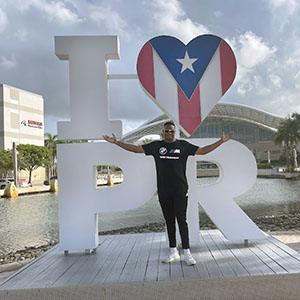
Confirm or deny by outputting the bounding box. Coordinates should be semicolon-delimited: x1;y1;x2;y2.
137;35;237;136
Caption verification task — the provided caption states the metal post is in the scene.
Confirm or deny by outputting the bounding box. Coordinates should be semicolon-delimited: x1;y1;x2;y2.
12;142;18;186
293;148;298;169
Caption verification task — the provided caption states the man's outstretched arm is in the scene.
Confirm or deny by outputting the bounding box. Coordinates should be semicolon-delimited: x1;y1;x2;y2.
195;131;234;155
103;134;145;153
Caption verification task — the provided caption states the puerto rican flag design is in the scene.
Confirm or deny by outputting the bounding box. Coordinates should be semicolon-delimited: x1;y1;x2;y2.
137;35;237;136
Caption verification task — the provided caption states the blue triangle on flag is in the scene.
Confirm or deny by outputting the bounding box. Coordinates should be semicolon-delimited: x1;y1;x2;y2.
149;35;221;99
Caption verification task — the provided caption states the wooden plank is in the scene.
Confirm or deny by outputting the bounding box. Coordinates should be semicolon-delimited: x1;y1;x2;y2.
208;230;249;276
144;232;162;282
201;231;235;277
0;245;60;290
198;231;223;278
217;232;265;276
1;235;112;290
98;234;110;245
157;232;171;281
244;241;287;275
92;234;134;284
51;254;91;287
26;252;83;288
254;241;299;273
1;246;63;290
105;235;138;283
117;234;147;283
190;243;210;279
5;231;300;291
181;255;199;280
36;235;114;288
52;236;116;287
261;239;300;272
267;235;300;261
130;233;154;282
169;256;183;280
78;234;126;285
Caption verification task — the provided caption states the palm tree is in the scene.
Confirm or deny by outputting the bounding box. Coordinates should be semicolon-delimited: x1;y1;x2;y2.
274;113;300;169
44;133;58;177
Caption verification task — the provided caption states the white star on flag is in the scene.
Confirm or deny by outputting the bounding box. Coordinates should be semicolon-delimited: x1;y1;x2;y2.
176;51;198;73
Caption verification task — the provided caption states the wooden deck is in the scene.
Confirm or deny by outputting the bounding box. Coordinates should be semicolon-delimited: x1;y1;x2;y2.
1;230;300;290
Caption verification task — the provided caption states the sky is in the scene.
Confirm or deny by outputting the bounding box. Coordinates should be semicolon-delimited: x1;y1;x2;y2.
0;0;300;135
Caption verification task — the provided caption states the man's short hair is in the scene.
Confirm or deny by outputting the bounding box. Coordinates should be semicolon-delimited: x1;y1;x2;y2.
164;121;175;127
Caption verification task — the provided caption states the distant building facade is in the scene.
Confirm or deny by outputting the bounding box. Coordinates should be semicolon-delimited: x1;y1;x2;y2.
0;84;45;183
124;103;284;162
0;84;44;150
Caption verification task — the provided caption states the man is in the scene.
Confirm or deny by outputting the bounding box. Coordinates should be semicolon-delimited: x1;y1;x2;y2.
103;121;233;266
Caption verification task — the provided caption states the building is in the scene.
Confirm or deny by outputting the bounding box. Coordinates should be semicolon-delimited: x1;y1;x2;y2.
0;84;44;150
124;103;284;162
0;84;45;183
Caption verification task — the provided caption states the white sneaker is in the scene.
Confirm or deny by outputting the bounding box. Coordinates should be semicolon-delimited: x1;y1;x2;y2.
162;250;180;263
184;252;196;266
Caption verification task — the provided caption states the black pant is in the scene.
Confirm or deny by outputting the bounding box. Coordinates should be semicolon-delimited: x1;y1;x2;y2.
158;189;189;249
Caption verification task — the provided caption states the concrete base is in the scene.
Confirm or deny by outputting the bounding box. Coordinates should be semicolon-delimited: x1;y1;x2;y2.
1;274;300;300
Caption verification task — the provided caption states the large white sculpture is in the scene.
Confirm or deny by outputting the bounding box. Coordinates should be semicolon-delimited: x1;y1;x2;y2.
55;36;122;141
55;35;265;252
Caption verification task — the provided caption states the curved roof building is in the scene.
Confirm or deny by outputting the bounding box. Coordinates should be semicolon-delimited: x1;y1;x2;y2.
124;103;284;161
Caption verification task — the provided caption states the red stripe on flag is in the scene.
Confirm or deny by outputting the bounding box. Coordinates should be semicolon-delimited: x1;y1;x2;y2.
178;85;201;136
220;40;237;95
137;42;155;99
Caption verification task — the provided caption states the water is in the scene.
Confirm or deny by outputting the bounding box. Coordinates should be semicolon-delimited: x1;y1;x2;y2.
0;193;59;256
0;178;300;255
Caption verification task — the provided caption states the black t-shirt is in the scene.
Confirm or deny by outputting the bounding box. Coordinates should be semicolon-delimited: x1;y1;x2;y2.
142;140;198;193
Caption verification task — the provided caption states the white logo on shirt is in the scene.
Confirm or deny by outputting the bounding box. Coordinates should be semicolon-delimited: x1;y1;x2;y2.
159;147;167;155
169;149;180;154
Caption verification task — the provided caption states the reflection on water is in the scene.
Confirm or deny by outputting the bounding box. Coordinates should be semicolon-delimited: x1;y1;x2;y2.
0;178;300;255
98;178;300;231
0;193;58;256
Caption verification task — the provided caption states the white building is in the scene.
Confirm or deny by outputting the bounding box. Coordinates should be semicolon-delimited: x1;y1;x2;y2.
0;84;44;150
124;103;285;162
0;84;45;184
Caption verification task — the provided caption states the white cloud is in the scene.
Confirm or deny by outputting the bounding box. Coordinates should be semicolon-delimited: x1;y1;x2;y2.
230;31;277;97
89;4;128;37
269;74;282;88
236;78;254;96
267;0;298;32
284;43;300;67
238;31;277;69
254;75;271;96
15;29;28;41
229;32;278;98
268;0;297;15
267;90;300;116
0;8;8;33
0;55;16;70
16;0;82;23
294;70;300;90
213;10;223;18
151;0;210;43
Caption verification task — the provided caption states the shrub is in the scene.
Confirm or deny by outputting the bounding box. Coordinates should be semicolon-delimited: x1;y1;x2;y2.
257;163;273;169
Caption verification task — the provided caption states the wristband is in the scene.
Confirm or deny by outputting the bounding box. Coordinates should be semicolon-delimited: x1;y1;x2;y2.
114;139;118;145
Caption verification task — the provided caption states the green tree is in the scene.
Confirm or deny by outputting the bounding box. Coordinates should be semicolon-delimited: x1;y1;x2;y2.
44;133;58;177
17;144;50;184
274;113;300;169
0;149;13;177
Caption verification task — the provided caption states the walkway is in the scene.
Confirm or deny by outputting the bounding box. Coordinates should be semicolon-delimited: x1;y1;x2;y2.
2;230;300;290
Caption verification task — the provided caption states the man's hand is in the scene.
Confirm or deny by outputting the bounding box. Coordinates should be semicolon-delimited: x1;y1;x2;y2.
195;131;234;155
102;134;145;153
221;131;234;143
103;134;117;144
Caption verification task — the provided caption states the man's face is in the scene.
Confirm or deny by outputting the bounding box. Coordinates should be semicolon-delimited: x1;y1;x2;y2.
163;124;176;142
